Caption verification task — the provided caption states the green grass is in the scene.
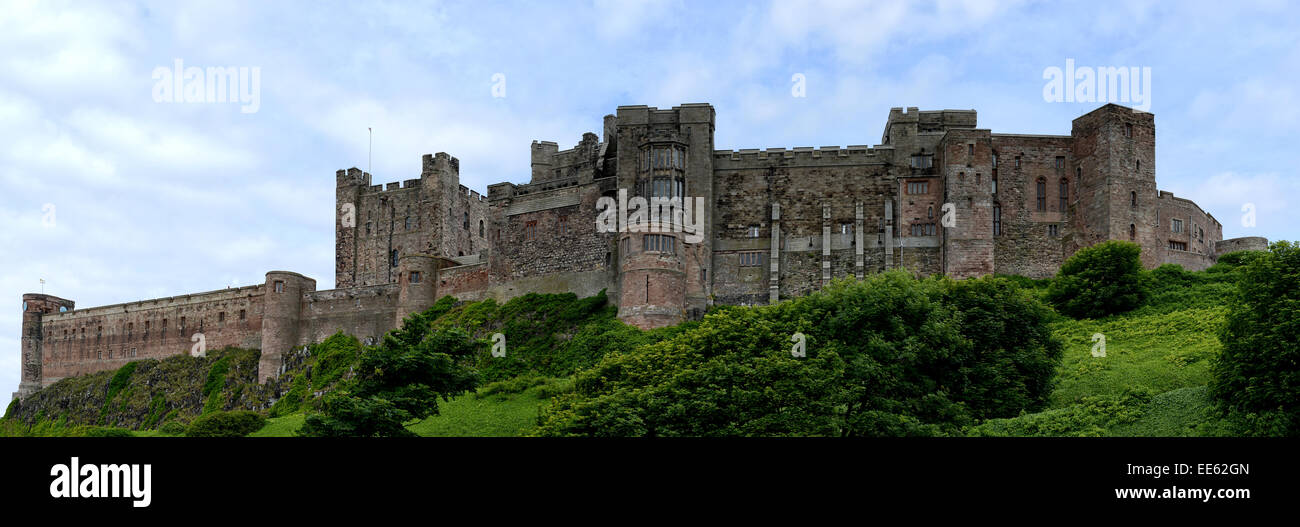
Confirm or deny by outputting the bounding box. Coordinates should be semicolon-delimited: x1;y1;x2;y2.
245;382;558;437
1048;305;1224;408
249;413;308;437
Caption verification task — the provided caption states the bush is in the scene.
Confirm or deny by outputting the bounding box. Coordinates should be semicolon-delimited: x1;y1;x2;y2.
79;426;134;438
158;421;188;436
185;410;267;437
1047;240;1148;318
1210;241;1300;436
535;272;1063;437
299;325;479;437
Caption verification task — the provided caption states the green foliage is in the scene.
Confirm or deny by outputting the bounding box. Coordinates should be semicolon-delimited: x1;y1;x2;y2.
477;375;550;398
185;410;267;437
311;332;361;390
158;420;188;436
1047;240;1149;319
269;375;310;418
536;272;1063;436
1211;249;1267;271
80;426;134;438
1210;241;1300;436
968;389;1153;437
106;362;139;402
299;324;479;437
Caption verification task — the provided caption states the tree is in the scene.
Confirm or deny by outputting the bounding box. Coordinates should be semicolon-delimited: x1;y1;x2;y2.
1210;241;1300;435
1047;240;1148;318
298;311;479;437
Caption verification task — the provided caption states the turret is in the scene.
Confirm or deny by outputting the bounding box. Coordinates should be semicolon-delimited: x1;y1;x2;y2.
394;254;438;327
259;271;314;383
16;293;75;400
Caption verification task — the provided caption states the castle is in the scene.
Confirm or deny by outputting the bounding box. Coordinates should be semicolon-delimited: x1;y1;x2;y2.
15;102;1267;401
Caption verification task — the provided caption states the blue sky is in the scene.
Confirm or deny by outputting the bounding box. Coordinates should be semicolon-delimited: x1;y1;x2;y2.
3;0;1297;407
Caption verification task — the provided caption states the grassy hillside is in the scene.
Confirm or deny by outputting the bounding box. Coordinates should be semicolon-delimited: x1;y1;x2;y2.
969;264;1240;436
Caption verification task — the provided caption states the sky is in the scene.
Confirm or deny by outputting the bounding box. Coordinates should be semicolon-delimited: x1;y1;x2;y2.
2;0;1297;408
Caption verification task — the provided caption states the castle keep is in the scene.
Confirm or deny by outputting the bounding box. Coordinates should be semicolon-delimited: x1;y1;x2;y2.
15;103;1266;401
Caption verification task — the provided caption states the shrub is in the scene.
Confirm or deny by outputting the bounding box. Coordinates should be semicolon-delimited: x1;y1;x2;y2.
299;326;479;437
312;332;361;390
79;426;134;438
1210;241;1300;436
536;272;1063;437
1047;240;1148;318
185;410;267;437
158;420;188;436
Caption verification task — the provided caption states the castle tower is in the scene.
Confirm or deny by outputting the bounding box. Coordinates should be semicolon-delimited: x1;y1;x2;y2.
613;104;715;328
394;253;438;327
1071;104;1158;267
16;294;75;400
259;271;315;383
335;167;368;288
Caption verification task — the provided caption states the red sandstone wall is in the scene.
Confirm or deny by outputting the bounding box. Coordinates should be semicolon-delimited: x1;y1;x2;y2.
36;285;266;385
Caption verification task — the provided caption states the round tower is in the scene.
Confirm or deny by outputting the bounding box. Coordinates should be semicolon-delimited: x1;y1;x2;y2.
17;293;75;400
395;253;438;327
260;271;315;383
618;231;687;329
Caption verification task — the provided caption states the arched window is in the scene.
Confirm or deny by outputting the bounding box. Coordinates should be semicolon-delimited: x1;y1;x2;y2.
1036;178;1046;212
1131;191;1137;208
928;206;934;219
1129;223;1136;240
479;219;485;238
1059;178;1069;212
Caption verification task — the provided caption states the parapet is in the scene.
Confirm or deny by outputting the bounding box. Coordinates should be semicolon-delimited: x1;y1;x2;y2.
712;145;889;168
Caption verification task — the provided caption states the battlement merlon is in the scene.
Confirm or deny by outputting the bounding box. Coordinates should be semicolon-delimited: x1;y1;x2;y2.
883;107;977;144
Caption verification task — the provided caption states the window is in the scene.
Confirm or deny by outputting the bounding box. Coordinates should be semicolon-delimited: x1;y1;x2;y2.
910;223;936;236
701;269;707;282
907;181;930;194
739;252;763;267
463;212;469;230
1036;178;1047;212
1014;156;1021;169
131;348;137;358
479;220;485;238
1169;240;1188;251
365;222;372;235
390;249;399;267
992;175;998;194
1171;218;1183;233
620;237;629;257
1048;225;1059;237
748;225;760;238
218;312;225;323
239;309;246;321
840;223;852;234
1055;156;1065;171
558;215;570;235
1130;224;1136;241
180;317;186;331
405;216;412;230
1125;123;1133;137
968;144;975;156
993;203;1002;236
927;206;934;219
1059;178;1069;212
643;234;675;253
409;271;421;284
525;221;537;241
992;153;998;169
1131;191;1138;208
909;155;933;169
1136;160;1141;172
